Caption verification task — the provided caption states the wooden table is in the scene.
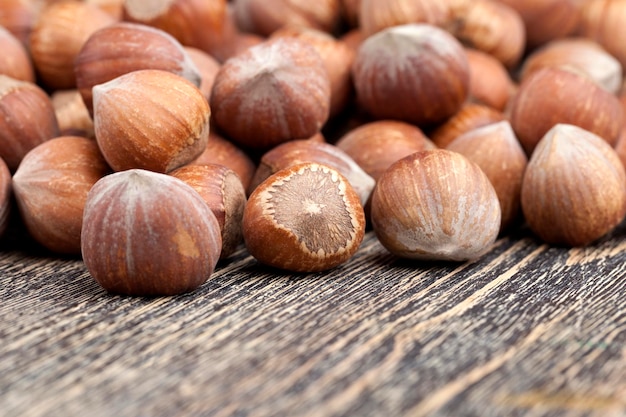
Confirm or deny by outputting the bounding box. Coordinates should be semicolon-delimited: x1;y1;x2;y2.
1;219;625;417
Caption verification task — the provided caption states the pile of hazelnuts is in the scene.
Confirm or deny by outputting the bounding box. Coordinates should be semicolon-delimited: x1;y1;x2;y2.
1;0;625;296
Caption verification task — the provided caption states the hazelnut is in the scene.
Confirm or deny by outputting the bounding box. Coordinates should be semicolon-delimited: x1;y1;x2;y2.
578;0;626;68
51;89;95;138
271;25;355;117
248;139;376;206
429;103;506;149
465;48;515;111
189;131;256;192
29;1;116;90
358;0;451;38
81;169;222;296
233;0;342;37
521;124;626;246
520;38;623;94
446;120;528;232
12;136;111;254
370;149;501;261
75;22;202;115
0;25;35;82
451;0;526;70
183;46;221;102
498;0;582;50
210;37;331;150
0;75;60;171
335;120;435;181
92;69;210;173
351;23;469;127
123;0;229;57
0;157;11;238
509;67;624;155
170;163;247;259
243;162;365;272
0;0;41;47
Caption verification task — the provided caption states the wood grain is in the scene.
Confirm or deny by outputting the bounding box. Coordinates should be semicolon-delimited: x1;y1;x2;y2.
0;220;625;417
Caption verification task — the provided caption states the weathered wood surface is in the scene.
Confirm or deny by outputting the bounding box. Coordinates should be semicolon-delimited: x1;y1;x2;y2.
1;220;625;417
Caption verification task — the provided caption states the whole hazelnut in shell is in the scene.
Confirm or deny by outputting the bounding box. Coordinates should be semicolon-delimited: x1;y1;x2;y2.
81;169;222;296
521;124;626;247
92;69;210;173
210;37;331;150
12;136;111;255
509;67;624;155
351;23;469;127
243;162;365;272
371;149;501;261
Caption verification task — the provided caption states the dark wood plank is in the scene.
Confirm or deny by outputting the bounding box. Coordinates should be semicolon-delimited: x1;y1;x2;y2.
0;220;625;417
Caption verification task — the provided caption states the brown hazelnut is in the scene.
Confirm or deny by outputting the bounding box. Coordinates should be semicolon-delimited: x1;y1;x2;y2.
358;0;451;38
446;120;528;232
578;0;626;69
183;46;221;102
81;169;222;296
51;89;95;138
248;139;376;205
0;157;11;238
0;0;41;47
498;0;582;50
29;1;116;90
520;38;623;94
12;136;111;254
370;149;501;261
189;131;256;192
75;22;202;115
210;37;331;150
521;124;626;246
0;75;60;171
335;120;435;181
0;25;35;82
352;23;469;127
123;0;230;61
170;163;247;259
271;25;355;117
429;103;506;149
92;69;210;173
243;162;365;272
233;0;342;37
465;48;515;111
509;67;624;155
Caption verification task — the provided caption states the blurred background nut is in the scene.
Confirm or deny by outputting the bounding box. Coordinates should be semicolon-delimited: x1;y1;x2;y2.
465;47;516;111
498;0;583;50
183;47;221;102
520;37;623;94
75;22;202;115
351;23;469;127
358;0;452;38
170;163;247;259
429;103;506;149
370;149;501;261
446;120;528;232
81;169;222;296
92;69;210;173
189;131;256;192
210;37;331;151
578;0;626;69
233;0;342;37
243;162;365;272
12;136;111;255
29;1;116;90
50;89;95;138
335;120;435;182
509;67;624;155
0;25;35;82
0;0;42;47
123;0;230;62
521;123;626;246
0;75;60;171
